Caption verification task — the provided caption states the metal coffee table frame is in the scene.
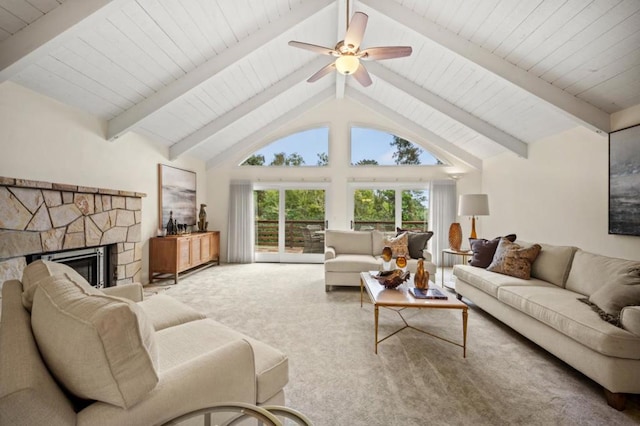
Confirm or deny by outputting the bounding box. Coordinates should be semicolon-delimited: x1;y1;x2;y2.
360;272;468;357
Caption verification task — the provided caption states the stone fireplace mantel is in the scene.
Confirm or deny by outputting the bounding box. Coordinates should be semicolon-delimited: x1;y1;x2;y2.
0;176;146;286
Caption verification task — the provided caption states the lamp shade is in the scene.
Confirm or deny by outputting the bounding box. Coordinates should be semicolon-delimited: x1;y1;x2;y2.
458;194;489;216
335;55;359;75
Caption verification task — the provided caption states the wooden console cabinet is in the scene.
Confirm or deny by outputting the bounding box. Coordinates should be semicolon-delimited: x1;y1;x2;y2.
149;231;220;283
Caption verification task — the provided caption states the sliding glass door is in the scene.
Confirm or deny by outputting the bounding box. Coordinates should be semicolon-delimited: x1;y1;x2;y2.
254;185;326;263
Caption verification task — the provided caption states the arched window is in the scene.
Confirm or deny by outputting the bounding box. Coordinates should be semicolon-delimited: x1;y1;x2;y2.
350;127;442;166
241;127;329;166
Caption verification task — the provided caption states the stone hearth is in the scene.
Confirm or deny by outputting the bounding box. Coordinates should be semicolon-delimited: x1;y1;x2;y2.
0;176;146;286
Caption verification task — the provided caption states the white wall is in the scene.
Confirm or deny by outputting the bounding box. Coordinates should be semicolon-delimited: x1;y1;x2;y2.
481;125;640;261
206;97;474;260
0;82;207;283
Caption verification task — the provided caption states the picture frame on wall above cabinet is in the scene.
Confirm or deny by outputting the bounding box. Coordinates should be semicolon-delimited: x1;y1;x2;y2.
158;164;197;230
609;123;640;236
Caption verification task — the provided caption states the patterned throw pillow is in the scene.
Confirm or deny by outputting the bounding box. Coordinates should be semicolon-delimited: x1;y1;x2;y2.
383;232;410;258
487;238;541;279
468;234;517;268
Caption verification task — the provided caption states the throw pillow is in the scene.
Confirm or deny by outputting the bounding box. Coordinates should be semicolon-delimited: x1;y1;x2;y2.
21;260;92;311
396;227;434;259
31;273;159;409
586;265;640;320
487;238;541;279
383;232;410;258
468;234;517;268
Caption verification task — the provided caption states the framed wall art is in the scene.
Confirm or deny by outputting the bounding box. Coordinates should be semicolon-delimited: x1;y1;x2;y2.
609;123;640;236
158;164;197;228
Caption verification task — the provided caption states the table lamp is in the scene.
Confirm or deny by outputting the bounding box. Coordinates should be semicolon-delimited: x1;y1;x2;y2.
458;194;489;239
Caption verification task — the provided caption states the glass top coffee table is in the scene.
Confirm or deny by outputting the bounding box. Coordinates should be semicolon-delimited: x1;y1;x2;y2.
360;271;468;356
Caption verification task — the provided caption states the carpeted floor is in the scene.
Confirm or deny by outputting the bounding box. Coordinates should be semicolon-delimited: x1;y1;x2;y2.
146;263;640;426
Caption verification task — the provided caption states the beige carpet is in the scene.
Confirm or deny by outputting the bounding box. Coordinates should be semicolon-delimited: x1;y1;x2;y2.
147;263;640;426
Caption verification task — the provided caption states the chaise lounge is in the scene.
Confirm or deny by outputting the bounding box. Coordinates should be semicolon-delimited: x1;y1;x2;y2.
0;260;289;425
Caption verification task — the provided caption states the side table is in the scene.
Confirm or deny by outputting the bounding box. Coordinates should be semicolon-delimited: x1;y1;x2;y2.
441;248;473;290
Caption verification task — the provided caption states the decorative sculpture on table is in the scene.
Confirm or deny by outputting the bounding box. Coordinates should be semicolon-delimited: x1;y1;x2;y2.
414;258;429;290
381;246;393;271
396;255;407;272
198;204;208;232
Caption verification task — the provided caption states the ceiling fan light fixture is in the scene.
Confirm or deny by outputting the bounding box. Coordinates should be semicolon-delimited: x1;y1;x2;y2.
335;55;359;75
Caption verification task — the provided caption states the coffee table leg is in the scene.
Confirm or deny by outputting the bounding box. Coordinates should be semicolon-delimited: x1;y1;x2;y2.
374;305;379;354
360;277;364;307
462;308;468;358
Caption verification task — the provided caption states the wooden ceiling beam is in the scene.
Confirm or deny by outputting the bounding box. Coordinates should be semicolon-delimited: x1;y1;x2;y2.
0;0;129;82
367;62;528;158
347;88;483;170
361;0;611;133
170;57;331;160
206;88;334;169
107;0;334;141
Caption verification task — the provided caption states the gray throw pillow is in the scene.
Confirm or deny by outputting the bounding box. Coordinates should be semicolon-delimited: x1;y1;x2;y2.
468;234;517;268
588;266;640;317
396;228;433;259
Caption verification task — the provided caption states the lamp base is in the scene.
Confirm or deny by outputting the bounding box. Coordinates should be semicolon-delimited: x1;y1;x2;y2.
470;216;477;239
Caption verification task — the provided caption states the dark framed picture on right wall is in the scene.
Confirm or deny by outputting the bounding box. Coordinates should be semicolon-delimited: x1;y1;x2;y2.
609;123;640;236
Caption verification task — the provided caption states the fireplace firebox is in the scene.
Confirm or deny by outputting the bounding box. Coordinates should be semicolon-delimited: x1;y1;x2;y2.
29;246;110;288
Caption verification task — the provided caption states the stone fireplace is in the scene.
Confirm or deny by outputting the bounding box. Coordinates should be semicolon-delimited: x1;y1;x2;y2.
0;176;146;286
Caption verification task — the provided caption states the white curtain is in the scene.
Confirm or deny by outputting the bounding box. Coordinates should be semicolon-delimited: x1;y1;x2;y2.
429;180;457;266
227;181;255;263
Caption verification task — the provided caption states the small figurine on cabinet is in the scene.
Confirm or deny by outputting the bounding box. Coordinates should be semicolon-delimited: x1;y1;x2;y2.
198;204;208;232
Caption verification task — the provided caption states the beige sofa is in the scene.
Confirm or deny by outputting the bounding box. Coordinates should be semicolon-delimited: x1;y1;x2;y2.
324;230;436;291
0;260;288;425
453;243;640;409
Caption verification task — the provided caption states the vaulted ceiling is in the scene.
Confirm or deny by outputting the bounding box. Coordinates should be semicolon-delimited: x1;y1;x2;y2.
1;0;639;171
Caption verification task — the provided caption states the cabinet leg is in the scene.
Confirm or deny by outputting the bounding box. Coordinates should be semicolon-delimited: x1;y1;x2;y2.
174;273;179;284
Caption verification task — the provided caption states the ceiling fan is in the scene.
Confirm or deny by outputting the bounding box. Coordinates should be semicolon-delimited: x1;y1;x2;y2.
288;10;412;87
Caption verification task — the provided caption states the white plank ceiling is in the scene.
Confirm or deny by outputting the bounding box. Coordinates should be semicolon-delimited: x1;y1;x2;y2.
1;0;639;170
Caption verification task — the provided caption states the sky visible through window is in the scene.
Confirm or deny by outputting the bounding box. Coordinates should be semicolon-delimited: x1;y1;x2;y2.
245;127;439;166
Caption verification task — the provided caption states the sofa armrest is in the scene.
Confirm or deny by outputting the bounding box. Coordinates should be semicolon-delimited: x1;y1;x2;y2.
421;250;432;262
101;283;143;302
620;306;640;337
324;247;336;261
77;339;257;426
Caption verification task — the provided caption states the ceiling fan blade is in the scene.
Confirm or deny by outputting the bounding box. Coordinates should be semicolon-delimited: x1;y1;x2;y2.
307;62;336;83
344;12;368;51
361;46;413;60
352;63;372;87
288;41;339;56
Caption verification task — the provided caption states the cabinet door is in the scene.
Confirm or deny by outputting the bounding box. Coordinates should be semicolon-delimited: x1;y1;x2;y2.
191;235;202;265
201;234;212;261
178;238;191;271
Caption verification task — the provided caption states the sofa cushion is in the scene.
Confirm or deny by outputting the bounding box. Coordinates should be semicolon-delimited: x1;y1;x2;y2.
383;232;410;258
487;239;541;280
396;228;434;259
156;318;288;404
325;230;373;255
453;265;555;298
324;255;380;273
31;273;159;408
21;260;91;311
587;265;640;318
371;230;386;256
565;250;640;297
138;294;206;331
497;285;640;359
621;306;640;337
468;234;516;268
517;242;577;288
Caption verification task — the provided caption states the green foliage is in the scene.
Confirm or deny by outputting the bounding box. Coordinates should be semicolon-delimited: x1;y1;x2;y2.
317;152;328;166
242;154;265;165
254;189;325;221
391;136;422;165
355;159;379;165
